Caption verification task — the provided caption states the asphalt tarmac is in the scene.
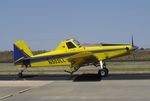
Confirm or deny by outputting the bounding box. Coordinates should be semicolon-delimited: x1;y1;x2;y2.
0;73;150;101
0;73;150;81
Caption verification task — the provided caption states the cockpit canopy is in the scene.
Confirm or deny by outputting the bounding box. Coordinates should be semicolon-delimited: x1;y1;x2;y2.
65;39;81;49
56;38;81;50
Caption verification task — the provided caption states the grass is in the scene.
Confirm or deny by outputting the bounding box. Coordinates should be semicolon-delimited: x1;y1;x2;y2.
0;62;150;75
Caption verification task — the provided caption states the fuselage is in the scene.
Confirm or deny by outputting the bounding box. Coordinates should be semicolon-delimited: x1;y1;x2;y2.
29;44;133;67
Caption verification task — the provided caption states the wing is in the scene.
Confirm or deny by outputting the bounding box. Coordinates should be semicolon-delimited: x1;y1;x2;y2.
66;52;99;73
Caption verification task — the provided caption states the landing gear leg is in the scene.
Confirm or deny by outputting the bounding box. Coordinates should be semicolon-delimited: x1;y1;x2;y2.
98;61;109;77
18;66;27;78
64;66;74;80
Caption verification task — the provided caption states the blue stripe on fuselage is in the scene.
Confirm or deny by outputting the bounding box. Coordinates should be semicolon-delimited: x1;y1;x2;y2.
15;52;78;65
31;53;78;62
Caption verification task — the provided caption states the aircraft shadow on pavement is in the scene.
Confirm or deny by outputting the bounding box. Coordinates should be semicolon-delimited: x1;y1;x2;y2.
73;73;150;81
0;73;150;81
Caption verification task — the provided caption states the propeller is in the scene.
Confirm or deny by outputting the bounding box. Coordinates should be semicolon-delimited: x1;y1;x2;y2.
131;35;138;50
132;35;134;47
131;35;138;62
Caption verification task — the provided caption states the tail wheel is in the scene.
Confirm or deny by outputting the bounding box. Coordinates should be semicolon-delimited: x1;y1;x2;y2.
18;72;23;78
98;68;109;77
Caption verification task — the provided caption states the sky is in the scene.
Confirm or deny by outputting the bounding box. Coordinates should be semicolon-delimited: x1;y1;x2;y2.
0;0;150;51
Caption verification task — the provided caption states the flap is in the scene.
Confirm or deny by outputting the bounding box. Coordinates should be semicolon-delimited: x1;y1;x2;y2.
66;52;99;73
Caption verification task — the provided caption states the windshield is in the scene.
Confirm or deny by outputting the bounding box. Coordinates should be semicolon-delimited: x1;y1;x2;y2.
73;40;81;46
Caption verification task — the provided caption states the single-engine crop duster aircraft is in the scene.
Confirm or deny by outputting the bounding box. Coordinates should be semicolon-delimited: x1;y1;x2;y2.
14;38;138;78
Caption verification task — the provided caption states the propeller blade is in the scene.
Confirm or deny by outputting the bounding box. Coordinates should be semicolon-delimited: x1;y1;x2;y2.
131;35;138;62
131;35;139;50
132;35;134;46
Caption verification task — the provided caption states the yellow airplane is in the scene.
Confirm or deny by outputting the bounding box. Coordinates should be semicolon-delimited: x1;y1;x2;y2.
13;38;138;78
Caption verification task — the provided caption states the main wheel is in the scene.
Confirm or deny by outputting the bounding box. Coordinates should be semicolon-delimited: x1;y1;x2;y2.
104;68;109;75
98;68;109;77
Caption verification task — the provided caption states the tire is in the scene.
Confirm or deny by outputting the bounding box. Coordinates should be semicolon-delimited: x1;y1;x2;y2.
98;70;102;78
98;68;109;77
18;73;23;78
104;68;109;75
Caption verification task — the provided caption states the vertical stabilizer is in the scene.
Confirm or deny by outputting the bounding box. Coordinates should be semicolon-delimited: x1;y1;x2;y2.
13;40;33;63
